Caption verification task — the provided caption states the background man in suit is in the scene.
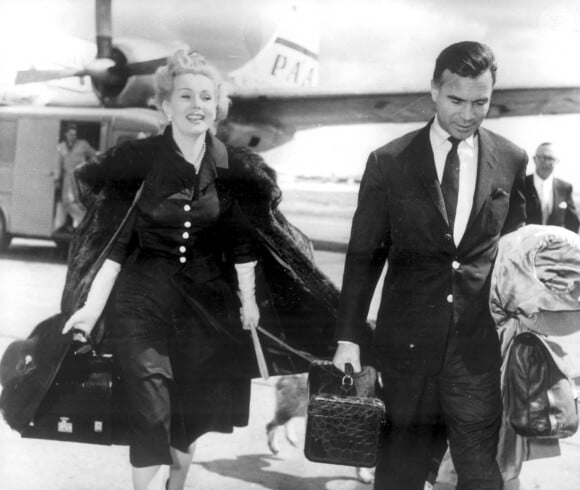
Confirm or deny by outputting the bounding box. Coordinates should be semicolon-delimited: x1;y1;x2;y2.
524;142;579;232
333;41;527;490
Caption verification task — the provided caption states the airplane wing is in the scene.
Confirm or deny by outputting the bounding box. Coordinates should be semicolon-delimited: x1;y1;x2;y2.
488;87;580;118
229;86;580;129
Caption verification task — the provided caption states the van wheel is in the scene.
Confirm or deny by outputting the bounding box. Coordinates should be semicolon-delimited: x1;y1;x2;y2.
0;212;12;252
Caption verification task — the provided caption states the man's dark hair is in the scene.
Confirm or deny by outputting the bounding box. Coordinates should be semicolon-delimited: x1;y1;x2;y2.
433;41;497;85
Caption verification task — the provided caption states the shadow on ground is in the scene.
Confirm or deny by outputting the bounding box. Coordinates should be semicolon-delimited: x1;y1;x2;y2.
196;453;360;490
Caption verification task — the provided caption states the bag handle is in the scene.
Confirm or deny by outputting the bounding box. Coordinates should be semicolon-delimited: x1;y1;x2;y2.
341;362;355;395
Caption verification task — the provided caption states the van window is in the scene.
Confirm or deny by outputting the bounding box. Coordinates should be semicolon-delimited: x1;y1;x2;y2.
0;119;17;162
59;120;101;149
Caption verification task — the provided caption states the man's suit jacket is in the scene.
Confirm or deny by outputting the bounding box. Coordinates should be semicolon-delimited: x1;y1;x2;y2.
337;122;527;375
524;174;579;232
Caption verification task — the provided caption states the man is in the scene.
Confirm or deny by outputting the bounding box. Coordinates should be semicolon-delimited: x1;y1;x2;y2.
524;142;579;232
56;124;97;230
333;41;527;490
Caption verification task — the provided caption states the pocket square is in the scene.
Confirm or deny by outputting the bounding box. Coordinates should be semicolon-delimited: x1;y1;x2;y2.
558;201;568;209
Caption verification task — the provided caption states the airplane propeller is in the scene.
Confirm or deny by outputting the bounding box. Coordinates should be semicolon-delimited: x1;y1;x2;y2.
14;0;167;99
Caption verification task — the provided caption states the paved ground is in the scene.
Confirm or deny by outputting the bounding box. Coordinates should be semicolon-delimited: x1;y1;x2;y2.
1;237;580;489
0;377;372;490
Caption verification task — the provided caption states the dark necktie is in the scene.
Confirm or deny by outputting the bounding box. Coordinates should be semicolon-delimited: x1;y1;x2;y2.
441;137;460;233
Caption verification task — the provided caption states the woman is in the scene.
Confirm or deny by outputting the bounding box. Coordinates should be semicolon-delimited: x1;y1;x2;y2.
62;49;261;490
0;47;359;490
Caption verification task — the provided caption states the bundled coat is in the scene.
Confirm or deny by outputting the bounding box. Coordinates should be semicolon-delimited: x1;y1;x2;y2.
437;224;580;488
490;224;580;484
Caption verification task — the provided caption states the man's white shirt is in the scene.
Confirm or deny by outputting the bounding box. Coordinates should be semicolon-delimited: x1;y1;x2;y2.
430;117;478;245
533;173;554;224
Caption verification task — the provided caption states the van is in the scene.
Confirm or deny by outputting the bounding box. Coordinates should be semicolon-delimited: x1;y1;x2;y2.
0;105;162;251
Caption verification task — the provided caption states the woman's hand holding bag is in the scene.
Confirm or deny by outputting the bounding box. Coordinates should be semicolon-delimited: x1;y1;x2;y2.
62;259;121;342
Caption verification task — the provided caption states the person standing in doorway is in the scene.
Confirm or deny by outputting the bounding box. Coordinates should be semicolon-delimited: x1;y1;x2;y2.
56;124;97;230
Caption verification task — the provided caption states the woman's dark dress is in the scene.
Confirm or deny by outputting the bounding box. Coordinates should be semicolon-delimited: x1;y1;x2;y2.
105;129;255;467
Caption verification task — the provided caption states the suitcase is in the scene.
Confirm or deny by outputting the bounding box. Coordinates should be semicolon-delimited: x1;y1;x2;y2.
22;350;119;445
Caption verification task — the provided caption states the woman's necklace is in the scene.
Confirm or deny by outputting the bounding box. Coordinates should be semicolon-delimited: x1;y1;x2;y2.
191;141;206;173
177;141;206;173
173;130;206;172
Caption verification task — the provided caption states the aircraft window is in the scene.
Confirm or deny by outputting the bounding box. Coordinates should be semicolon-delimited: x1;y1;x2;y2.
0;119;17;162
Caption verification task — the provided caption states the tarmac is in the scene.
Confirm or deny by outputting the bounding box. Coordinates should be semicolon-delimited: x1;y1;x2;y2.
0;376;373;490
1;237;580;489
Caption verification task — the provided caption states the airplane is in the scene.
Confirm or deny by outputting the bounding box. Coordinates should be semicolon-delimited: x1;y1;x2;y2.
2;0;580;153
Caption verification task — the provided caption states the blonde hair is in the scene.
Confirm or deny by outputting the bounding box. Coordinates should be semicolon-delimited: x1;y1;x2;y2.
154;49;230;123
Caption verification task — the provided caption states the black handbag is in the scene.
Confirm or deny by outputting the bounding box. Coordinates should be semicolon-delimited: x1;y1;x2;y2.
21;348;124;445
304;361;386;467
506;332;578;438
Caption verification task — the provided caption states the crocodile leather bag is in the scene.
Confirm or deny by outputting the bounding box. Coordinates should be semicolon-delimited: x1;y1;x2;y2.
304;362;386;467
